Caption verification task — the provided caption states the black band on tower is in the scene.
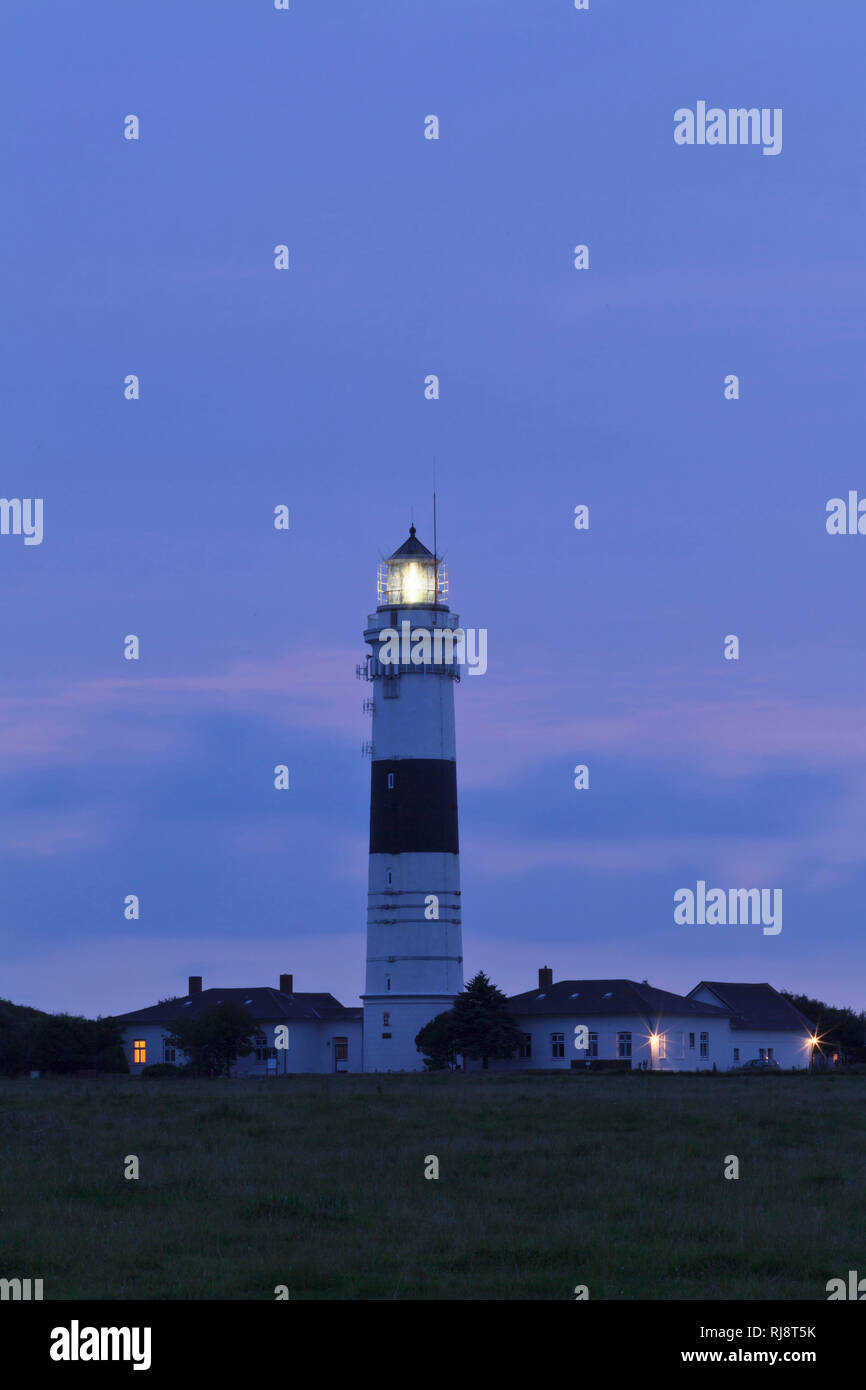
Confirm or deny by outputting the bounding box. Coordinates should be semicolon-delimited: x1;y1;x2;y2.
370;759;459;854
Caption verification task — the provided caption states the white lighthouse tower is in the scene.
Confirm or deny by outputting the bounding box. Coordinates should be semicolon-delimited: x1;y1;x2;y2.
361;526;464;1071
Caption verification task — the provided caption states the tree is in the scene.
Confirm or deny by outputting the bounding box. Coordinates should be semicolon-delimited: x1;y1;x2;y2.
164;1002;265;1078
0;999;45;1076
781;991;866;1064
415;1011;459;1070
451;971;524;1070
29;1012;128;1074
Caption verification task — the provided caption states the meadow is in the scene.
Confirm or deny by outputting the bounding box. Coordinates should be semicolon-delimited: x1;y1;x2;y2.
1;1071;862;1300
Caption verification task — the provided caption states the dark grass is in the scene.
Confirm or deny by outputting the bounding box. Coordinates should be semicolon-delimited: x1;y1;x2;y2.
0;1071;862;1299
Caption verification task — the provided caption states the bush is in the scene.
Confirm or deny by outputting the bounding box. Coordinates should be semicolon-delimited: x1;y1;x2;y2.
141;1062;183;1078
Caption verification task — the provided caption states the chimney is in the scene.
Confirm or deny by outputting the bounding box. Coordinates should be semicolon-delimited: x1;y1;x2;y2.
538;966;553;990
188;975;202;996
280;974;293;994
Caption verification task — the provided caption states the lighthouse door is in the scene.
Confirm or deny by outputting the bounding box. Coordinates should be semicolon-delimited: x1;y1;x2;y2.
334;1038;348;1073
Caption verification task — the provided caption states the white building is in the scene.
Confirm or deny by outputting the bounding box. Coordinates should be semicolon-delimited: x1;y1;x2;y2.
464;970;814;1072
116;975;363;1076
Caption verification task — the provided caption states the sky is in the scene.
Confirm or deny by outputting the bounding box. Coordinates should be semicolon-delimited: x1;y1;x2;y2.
2;0;865;1018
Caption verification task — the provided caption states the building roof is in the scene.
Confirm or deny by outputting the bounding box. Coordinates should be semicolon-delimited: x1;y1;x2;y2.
389;525;434;560
114;987;362;1026
688;982;813;1033
507;979;731;1021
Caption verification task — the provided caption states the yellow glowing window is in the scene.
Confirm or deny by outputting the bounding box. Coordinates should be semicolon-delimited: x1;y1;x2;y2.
133;1040;146;1064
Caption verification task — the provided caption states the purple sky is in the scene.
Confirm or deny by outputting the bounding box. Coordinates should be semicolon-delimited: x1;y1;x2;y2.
2;0;865;1017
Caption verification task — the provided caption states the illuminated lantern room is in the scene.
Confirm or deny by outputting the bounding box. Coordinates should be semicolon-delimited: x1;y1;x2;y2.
377;525;447;607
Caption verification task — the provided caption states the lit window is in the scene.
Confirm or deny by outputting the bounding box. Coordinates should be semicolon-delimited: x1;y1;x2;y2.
133;1040;146;1064
551;1033;565;1058
617;1032;632;1059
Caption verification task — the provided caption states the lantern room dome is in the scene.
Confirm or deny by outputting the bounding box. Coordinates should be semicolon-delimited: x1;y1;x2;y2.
388;525;433;561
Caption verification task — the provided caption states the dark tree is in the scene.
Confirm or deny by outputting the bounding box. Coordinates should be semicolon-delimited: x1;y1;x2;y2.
29;1012;128;1074
781;992;866;1063
451;971;524;1070
0;999;45;1076
164;1002;265;1078
415;1010;459;1070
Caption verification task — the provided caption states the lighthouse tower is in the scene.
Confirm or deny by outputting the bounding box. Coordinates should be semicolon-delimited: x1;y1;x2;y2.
361;526;464;1071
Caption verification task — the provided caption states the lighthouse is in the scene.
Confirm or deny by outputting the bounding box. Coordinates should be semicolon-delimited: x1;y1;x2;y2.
361;526;464;1071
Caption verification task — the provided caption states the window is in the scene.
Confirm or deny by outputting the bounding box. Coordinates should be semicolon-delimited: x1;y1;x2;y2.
518;1033;532;1058
551;1033;565;1058
387;773;395;789
386;976;391;991
133;1040;146;1065
163;1042;176;1064
767;1048;773;1060
617;1032;632;1059
758;1047;774;1061
733;1048;740;1062
700;1032;709;1058
689;1032;695;1050
382;1033;392;1040
386;869;393;886
383;1012;390;1027
588;1032;598;1058
659;1032;684;1060
256;1044;277;1062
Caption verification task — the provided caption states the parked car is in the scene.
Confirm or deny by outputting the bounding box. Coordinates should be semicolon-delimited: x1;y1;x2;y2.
734;1057;781;1071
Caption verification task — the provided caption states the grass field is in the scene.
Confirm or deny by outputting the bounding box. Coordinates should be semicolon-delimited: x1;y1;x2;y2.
1;1071;863;1300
